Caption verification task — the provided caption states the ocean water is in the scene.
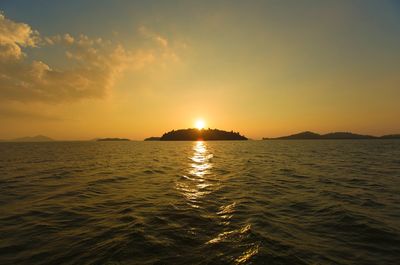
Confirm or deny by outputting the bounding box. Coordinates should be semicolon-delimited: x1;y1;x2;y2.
0;140;399;265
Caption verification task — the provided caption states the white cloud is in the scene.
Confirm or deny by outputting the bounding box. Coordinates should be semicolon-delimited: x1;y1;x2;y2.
0;12;39;60
0;12;174;102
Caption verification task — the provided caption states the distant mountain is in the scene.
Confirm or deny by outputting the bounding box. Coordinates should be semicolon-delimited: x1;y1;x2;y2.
275;131;322;140
265;131;399;140
97;138;130;141
11;135;54;142
144;137;161;141
159;128;247;141
380;134;400;139
321;132;376;139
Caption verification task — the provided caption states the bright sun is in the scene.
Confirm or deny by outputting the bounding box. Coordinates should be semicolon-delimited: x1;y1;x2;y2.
195;119;205;130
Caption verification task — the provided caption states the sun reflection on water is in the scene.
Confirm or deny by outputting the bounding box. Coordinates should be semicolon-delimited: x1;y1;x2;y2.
175;141;258;262
190;141;212;177
176;141;214;206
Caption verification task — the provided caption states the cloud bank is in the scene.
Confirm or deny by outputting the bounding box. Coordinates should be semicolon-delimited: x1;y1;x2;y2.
0;11;172;102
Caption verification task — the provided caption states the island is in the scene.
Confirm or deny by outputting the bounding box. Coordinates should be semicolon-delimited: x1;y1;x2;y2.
1;135;55;142
144;137;161;141
380;134;400;139
97;138;130;141
148;128;248;141
263;131;400;140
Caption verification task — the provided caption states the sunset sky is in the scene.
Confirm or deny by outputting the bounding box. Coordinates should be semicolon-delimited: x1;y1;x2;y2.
0;1;399;140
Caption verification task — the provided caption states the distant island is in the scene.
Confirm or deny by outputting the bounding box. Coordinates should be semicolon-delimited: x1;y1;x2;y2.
149;128;248;141
97;138;130;141
380;134;400;139
263;131;400;140
144;137;161;141
0;135;54;142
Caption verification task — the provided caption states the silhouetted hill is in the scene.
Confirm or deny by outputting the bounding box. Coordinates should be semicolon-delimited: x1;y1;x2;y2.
265;131;399;140
144;137;161;141
160;128;247;141
275;131;322;140
380;134;400;139
321;132;376;139
97;138;130;141
11;135;54;142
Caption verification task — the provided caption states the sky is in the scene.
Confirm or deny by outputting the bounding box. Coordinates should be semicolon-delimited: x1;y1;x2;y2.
0;0;399;140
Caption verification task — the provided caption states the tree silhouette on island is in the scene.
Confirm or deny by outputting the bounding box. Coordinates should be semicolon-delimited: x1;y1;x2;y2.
146;128;248;141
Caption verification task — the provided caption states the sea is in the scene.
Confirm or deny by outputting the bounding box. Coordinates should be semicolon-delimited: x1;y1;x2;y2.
0;140;399;265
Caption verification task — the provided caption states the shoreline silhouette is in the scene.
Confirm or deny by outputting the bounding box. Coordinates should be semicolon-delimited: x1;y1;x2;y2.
1;131;400;142
144;137;161;141
0;135;54;142
158;128;248;141
263;131;400;140
96;138;130;141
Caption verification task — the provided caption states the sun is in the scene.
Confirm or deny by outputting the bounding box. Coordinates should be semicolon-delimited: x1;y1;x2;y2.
195;119;205;130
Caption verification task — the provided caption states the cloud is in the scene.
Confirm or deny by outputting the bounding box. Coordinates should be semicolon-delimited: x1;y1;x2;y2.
138;25;186;64
139;26;169;48
0;12;172;103
0;12;39;60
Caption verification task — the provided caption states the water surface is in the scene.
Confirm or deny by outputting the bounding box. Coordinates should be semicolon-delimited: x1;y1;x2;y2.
1;140;399;264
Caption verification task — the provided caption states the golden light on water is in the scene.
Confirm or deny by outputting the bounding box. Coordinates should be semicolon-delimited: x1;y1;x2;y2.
2;3;399;265
176;141;213;206
190;141;212;178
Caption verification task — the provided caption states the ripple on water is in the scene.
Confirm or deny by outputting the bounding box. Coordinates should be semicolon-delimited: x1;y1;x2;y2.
0;140;400;264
